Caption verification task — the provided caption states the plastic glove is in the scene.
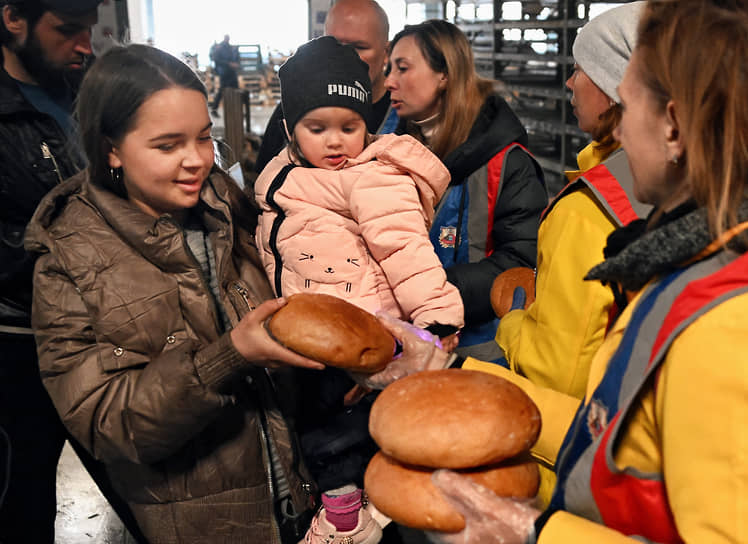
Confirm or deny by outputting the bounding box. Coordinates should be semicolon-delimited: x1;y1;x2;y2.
425;469;540;544
349;312;451;389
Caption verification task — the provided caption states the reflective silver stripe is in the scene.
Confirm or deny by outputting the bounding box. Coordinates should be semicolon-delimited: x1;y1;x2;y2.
582;149;652;224
0;325;34;335
546;148;653;227
600;149;652;220
564;251;745;524
467;166;489;263
455;338;504;362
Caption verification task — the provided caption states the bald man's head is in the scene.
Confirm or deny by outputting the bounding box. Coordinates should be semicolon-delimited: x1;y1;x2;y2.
325;0;389;101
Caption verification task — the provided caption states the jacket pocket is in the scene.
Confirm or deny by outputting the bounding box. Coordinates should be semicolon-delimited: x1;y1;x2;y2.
98;343;150;372
92;288;189;372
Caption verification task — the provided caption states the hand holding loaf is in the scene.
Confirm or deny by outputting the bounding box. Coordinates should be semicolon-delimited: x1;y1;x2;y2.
490;267;536;318
426;469;540;544
228;298;326;370
364;369;541;532
351;312;452;390
266;293;396;372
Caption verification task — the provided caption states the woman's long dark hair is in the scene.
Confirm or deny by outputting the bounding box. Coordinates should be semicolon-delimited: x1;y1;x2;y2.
76;44;208;197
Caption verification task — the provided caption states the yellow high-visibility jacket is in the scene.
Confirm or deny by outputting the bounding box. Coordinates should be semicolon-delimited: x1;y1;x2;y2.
465;209;748;541
498;143;638;400
497;144;651;504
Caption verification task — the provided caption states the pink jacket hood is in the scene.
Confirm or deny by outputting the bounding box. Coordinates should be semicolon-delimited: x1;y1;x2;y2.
344;134;449;225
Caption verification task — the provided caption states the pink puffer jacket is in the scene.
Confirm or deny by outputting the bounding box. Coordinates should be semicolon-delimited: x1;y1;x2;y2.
255;133;464;330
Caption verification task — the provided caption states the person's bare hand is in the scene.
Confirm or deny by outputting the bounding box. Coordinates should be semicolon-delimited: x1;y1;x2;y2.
349;312;450;389
440;332;460;353
425;470;540;544
230;298;325;370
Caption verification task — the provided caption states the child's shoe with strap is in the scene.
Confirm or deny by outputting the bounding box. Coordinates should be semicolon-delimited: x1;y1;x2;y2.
299;485;382;544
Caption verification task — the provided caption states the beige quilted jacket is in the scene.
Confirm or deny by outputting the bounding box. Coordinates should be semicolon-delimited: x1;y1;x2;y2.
25;169;314;543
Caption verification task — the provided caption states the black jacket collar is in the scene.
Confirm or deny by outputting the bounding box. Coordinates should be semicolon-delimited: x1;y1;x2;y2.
442;94;529;183
0;50;35;116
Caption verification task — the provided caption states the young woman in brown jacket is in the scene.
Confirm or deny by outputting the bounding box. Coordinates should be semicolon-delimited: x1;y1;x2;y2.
24;44;325;544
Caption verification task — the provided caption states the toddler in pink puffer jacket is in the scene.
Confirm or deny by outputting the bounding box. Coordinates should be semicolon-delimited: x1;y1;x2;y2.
255;36;463;544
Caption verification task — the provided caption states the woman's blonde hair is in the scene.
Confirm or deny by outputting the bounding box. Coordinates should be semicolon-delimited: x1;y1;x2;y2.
636;0;748;240
389;20;494;159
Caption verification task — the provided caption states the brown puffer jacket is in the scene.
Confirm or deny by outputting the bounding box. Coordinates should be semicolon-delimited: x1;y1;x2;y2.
24;169;315;543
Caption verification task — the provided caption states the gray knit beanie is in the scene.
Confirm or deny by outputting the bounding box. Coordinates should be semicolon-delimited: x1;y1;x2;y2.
573;1;645;103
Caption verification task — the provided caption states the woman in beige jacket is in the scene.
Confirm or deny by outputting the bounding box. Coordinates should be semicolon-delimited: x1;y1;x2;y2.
25;44;324;543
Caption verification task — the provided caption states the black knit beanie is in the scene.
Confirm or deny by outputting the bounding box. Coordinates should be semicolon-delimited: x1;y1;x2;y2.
279;36;372;133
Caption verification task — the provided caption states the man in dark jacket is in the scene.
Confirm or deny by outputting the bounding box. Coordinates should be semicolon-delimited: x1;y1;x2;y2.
209;33;239;116
0;1;112;541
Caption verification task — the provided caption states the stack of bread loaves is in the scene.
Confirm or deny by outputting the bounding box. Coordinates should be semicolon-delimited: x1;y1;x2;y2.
364;368;541;532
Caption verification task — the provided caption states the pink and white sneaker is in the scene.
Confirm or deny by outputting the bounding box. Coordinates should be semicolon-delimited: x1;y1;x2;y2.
299;485;383;544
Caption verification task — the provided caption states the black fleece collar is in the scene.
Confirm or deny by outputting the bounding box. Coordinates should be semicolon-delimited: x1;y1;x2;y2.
586;200;748;292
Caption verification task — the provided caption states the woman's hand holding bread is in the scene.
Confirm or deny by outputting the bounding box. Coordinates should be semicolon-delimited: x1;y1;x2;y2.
230;298;325;370
426;469;539;544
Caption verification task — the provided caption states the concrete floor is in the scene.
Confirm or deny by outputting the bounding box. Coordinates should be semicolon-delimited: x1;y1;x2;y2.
55;443;137;543
249;103;276;138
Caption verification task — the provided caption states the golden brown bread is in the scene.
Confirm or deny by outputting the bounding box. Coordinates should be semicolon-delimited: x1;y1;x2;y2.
369;369;541;468
267;293;395;372
490;267;536;318
364;451;539;533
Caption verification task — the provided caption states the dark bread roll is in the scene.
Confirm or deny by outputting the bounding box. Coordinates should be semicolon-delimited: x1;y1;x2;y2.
267;293;395;372
490;267;536;318
369;369;541;468
364;451;539;533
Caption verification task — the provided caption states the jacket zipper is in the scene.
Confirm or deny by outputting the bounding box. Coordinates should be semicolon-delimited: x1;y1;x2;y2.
233;283;255;311
41;142;64;184
454;183;467;262
256;401;283;543
266;164;297;296
262;368;315;505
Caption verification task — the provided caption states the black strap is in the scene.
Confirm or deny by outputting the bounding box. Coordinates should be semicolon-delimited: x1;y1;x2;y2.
265;164;296;296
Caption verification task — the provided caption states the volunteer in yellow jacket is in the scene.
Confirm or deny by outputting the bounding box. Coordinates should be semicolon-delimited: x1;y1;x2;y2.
498;1;649;406
497;1;649;506
367;1;748;541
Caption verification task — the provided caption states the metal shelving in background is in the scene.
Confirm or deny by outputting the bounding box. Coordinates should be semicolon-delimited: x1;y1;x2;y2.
455;0;631;194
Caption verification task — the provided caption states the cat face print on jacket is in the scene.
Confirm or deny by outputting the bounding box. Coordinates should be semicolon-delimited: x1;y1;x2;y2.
284;233;371;297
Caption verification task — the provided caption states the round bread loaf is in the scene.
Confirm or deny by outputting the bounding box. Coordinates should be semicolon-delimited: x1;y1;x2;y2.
490;267;536;318
369;369;541;468
267;293;395;373
364;451;539;532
